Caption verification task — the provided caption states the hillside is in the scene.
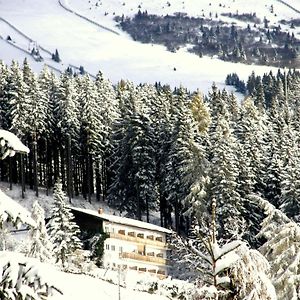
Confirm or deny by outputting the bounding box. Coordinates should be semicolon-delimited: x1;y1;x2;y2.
0;0;288;94
67;0;300;67
50;270;169;300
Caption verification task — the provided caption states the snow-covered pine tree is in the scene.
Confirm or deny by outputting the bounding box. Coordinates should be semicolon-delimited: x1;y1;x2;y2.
27;201;53;262
78;74;102;202
56;72;80;200
22;59;48;196
208;114;244;240
183;91;210;230
107;81;137;214
0;130;60;300
130;111;157;221
8;60;30;138
235;98;268;244
0;61;11;130
38;67;60;192
235;97;267;195
277;121;300;221
190;91;211;134
208;84;229;134
48;181;82;268
108;83;158;221
256;196;300;300
161;87;199;232
147;84;174;227
94;71;118;200
174;193;276;299
230;243;277;300
264;95;285;207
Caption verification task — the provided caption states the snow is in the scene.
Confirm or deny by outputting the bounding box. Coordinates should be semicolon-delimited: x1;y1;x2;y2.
215;252;240;275
0;189;35;227
0;0;286;94
0;129;30;154
71;206;172;233
50;270;168;300
1;251;169;300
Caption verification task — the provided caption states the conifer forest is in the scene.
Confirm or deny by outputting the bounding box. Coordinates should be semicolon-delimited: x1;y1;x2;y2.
3;56;300;298
0;58;299;240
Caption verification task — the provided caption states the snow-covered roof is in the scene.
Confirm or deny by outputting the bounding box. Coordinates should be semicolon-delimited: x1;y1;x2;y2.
0;129;29;154
71;207;172;234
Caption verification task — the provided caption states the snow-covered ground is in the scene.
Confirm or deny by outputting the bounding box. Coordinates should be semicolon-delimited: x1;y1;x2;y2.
0;0;295;94
0;181;115;219
67;0;299;27
50;270;168;300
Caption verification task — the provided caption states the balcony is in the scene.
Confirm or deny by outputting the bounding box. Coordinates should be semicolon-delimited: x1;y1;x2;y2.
120;252;169;265
109;232;168;248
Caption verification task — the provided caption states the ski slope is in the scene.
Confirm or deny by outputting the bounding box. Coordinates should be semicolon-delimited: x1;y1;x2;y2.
0;0;298;93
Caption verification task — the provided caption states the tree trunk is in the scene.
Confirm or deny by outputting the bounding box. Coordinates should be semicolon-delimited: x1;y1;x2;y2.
32;133;39;197
86;152;92;203
9;157;12;190
20;154;25;199
95;160;101;201
66;134;73;203
45;139;49;196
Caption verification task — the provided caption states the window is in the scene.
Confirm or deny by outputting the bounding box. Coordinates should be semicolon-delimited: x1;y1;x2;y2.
111;245;116;251
137;233;144;239
156;236;163;242
104;226;109;233
157;269;166;275
119;246;123;253
105;244;110;250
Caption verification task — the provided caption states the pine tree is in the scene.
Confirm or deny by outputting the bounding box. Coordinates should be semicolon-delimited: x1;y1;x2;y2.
78;74;102;202
0;130;60;300
48;181;82;267
107;81;137;213
95;71;118;200
278;122;300;221
38;67;60;191
56;72;80;200
22;59;48;196
236;97;267;195
257;197;300;300
27;201;53;262
231;243;276;299
208;115;244;239
8;60;30;137
162;87;198;232
150;85;174;228
0;61;11;130
108;84;157;221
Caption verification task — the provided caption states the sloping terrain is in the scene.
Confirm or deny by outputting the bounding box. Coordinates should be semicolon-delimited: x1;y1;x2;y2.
0;0;297;93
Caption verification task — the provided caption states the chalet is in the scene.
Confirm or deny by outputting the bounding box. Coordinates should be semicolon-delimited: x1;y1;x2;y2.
71;207;172;278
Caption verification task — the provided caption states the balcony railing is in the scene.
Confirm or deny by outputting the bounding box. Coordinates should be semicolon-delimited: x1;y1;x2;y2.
120;252;169;265
109;232;168;248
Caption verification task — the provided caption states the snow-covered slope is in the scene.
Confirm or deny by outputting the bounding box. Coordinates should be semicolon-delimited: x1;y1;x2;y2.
67;0;300;28
50;270;168;300
0;0;297;93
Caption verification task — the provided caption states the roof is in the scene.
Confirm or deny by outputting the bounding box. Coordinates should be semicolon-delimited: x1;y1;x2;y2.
0;130;29;154
71;207;172;234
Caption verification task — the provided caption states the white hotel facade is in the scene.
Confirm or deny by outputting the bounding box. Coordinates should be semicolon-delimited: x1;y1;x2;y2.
71;207;171;278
